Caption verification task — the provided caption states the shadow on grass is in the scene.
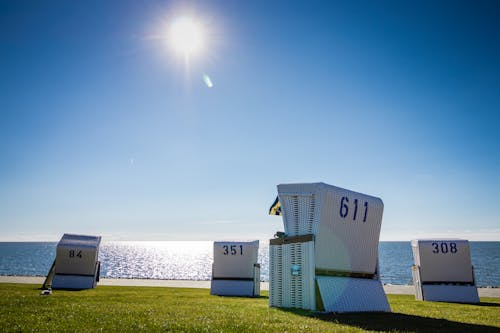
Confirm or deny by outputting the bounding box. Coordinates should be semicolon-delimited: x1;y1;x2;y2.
473;302;500;307
32;284;84;291
210;295;269;300
278;308;500;333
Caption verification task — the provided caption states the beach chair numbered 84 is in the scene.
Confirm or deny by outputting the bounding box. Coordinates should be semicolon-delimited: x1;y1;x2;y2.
43;234;101;290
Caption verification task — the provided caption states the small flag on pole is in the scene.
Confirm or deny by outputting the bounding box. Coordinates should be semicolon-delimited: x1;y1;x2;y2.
269;196;282;216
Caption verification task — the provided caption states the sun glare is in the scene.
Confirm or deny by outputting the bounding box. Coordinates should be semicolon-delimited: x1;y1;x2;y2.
168;16;205;57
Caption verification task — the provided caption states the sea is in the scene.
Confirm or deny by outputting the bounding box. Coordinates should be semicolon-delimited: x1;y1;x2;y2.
0;241;499;287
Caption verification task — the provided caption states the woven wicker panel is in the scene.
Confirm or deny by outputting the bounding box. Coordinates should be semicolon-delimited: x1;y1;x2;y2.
210;280;256;297
421;285;479;303
51;274;97;290
269;240;315;310
317;276;390;313
280;194;316;236
412;265;424;300
269;243;283;307
411;239;474;283
253;265;261;296
58;234;101;248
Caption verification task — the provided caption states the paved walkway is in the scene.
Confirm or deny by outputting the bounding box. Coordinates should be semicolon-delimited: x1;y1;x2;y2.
1;276;499;298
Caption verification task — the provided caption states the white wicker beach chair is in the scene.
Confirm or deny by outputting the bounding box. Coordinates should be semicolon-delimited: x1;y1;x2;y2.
47;234;101;290
269;182;390;312
210;240;260;297
411;239;479;303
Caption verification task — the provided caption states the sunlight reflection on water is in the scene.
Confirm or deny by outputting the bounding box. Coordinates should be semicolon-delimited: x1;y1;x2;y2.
99;241;269;281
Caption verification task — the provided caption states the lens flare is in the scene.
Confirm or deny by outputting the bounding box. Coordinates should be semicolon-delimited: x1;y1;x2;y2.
203;74;213;88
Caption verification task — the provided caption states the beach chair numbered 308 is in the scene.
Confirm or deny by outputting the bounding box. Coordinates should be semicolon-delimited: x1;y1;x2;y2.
411;239;479;303
210;240;260;297
43;234;101;290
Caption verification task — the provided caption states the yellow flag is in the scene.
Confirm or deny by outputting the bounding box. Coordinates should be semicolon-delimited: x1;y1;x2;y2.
269;196;282;216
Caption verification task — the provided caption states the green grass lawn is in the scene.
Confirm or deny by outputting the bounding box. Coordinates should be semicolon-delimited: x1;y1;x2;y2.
0;284;499;332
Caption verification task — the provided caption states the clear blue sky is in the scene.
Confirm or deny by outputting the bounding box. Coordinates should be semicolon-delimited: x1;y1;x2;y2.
1;0;499;241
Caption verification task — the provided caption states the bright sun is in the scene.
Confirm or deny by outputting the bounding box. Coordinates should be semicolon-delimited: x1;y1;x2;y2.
168;16;205;57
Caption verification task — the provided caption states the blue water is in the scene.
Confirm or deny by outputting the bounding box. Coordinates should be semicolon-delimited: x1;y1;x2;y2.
0;241;499;286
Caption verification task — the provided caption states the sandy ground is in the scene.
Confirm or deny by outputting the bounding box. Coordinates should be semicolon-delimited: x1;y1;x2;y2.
1;276;499;298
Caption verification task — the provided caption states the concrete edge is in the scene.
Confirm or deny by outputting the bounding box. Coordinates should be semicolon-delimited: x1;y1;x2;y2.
1;276;499;298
